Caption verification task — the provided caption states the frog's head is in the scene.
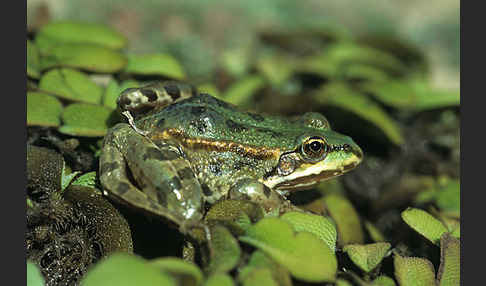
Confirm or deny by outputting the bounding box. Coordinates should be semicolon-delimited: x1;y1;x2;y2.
262;112;363;191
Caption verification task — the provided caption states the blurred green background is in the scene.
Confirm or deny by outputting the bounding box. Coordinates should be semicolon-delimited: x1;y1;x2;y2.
27;0;459;89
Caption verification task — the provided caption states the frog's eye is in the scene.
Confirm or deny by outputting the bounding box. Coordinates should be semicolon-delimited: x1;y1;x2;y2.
301;136;328;162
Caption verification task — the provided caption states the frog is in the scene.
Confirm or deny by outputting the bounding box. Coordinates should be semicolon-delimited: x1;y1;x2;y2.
99;81;363;236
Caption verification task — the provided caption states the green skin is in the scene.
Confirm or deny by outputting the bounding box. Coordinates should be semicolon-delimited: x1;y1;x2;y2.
99;82;363;232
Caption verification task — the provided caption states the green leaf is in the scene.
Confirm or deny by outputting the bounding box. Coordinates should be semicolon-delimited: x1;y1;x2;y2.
436;179;460;216
222;75;266;106
359;80;460;111
280;211;337;251
124;54;186;79
314;83;404;145
203;274;235;286
220;47;252;78
81;253;176;286
60;103;115;137
27;40;41;79
256;54;295;86
299;43;407;79
343;242;391;272
27;92;63;127
61;161;80;192
39;68;104;104
36;21;127;53
207;225;241;274
241;268;278;286
150;257;203;286
239;217;337;282
394;253;436;286
71;172;97;188
450;224;460;239
364;221;386;242
336;279;354;286
239;250;292;286
323;194;364;245
438;234;460;286
27;261;45;286
341;64;390;82
359;80;418;108
401;208;448;245
103;79;141;109
40;43;127;73
372;275;396;286
409;81;460;111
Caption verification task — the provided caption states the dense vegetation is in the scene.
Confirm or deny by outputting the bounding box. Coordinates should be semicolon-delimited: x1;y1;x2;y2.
27;20;459;286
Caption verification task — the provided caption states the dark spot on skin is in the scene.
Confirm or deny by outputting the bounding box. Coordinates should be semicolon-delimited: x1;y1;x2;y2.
226;119;247;133
159;149;180;160
132;105;154;117
157;118;165;128
143;147;179;161
197;93;235;110
155;187;168;207
100;162;119;174
256;128;282;139
143;147;166;161
247;112;265;122
263;185;271;198
233;161;243;171
190;119;207;133
140;88;158;102
164;84;181;100
118;97;131;110
177;167;194;180
201;184;213;196
191;106;206;116
208;163;222;175
117;182;130;195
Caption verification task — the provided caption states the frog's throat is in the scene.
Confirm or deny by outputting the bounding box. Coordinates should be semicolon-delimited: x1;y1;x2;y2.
150;128;281;160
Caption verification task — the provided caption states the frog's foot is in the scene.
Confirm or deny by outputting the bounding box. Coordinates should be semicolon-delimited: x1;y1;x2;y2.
228;178;292;215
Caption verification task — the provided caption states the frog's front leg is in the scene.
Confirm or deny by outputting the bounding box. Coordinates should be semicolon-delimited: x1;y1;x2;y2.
228;178;298;214
99;123;204;228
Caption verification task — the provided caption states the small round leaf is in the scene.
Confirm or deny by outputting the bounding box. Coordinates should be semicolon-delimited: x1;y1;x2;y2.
394;253;436;286
240;217;337;282
323;194;364;245
280;211;337;251
40;43;127;73
39;68;104;104
124;54;186;79
81;253;176;286
401;208;448;245
343;242;391;272
36;21;127;53
27;92;63;127
60;103;115;137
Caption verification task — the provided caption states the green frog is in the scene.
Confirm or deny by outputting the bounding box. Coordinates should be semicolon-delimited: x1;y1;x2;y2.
99;81;363;234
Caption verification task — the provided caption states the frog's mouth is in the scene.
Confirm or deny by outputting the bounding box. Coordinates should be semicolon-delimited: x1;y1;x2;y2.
262;146;363;192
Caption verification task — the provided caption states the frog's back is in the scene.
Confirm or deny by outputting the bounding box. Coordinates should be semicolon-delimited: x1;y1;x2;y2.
138;93;316;150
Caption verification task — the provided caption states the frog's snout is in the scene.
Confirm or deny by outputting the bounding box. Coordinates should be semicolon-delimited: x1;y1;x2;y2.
351;143;363;162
